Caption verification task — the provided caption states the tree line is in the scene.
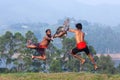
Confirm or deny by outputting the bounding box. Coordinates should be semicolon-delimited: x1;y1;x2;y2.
0;31;120;74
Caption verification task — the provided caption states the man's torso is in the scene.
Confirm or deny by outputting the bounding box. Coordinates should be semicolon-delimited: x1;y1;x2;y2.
74;29;85;43
40;36;51;47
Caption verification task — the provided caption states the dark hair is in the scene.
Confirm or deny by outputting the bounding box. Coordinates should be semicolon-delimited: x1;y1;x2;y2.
46;29;51;33
76;23;82;30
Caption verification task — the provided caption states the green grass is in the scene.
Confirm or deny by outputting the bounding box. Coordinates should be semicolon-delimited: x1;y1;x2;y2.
0;72;120;80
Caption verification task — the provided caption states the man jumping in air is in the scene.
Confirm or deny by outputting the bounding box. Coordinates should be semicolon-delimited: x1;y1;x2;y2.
68;23;98;70
27;29;53;60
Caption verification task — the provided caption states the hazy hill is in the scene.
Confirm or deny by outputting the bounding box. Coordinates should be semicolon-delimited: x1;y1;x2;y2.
112;25;120;33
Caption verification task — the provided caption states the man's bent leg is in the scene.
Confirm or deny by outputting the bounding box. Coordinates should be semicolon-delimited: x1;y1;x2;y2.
32;48;46;60
84;46;98;70
71;50;85;64
27;45;37;49
87;53;98;70
74;54;85;64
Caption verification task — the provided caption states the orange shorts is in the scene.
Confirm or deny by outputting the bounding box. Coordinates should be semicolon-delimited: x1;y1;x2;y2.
76;42;87;49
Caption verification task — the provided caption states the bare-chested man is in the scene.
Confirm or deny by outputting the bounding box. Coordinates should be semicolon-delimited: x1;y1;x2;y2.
68;23;98;70
27;29;53;60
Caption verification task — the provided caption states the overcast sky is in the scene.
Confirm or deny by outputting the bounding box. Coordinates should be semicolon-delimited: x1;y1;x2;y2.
0;0;120;26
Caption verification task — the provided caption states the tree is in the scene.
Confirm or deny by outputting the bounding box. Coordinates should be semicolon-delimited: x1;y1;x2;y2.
25;30;38;42
50;59;62;72
97;54;117;74
116;64;120;73
1;31;14;69
23;31;38;72
12;32;26;72
60;37;82;72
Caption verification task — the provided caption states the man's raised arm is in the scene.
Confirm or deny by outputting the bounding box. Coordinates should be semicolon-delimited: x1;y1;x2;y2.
45;36;53;41
68;28;76;33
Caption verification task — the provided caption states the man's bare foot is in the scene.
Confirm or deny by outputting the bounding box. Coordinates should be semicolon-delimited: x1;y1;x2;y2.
32;55;35;59
81;59;86;65
94;64;98;70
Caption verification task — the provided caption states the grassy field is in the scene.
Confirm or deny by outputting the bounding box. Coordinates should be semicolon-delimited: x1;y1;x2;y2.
0;72;120;80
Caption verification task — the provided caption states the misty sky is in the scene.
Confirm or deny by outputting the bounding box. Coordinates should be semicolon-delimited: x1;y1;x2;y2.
0;0;120;26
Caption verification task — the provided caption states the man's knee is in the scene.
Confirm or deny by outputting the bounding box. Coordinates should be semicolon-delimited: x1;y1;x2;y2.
42;56;46;60
70;50;76;55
